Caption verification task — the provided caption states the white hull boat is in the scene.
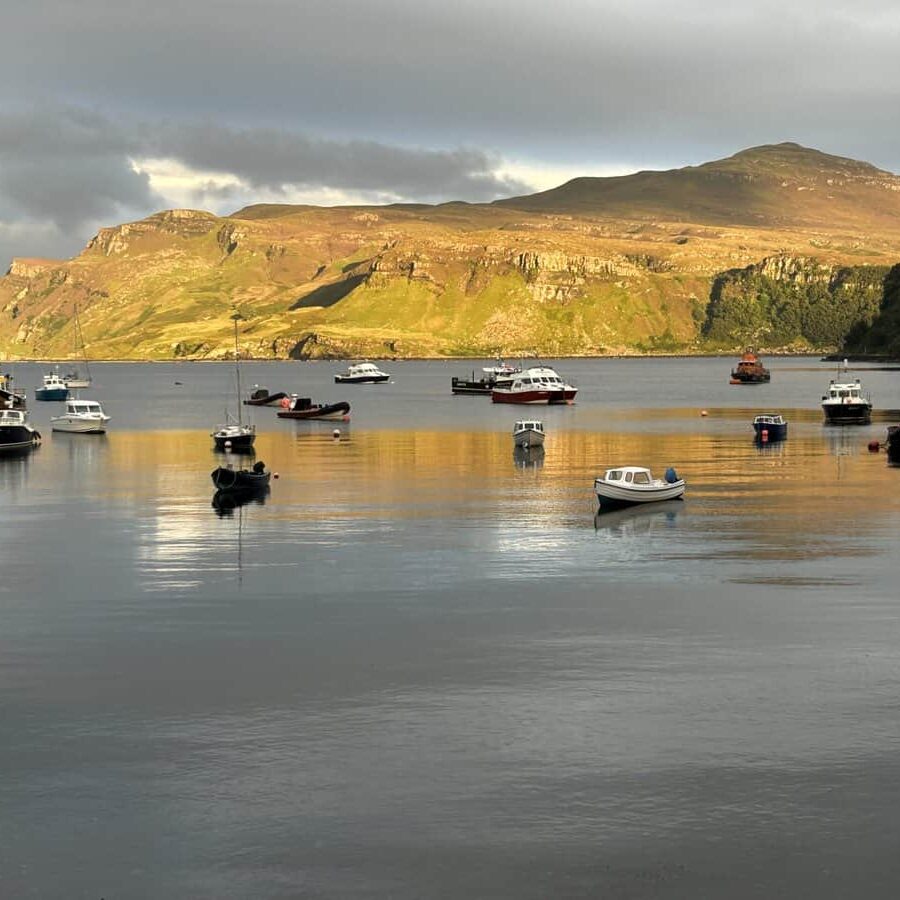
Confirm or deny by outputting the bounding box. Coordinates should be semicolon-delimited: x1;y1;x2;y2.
513;420;545;448
51;399;110;433
595;466;685;509
335;362;391;384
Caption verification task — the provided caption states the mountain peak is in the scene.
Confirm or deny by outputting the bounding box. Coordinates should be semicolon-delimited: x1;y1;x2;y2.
496;143;900;227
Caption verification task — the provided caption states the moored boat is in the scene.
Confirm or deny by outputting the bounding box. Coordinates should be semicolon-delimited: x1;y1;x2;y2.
491;366;577;404
730;349;770;384
276;397;351;420
885;425;900;464
0;373;26;410
752;413;788;442
51;399;110;434
335;362;390;384
35;371;69;401
513;419;545;448
211;459;271;491
244;386;292;406
213;311;256;451
594;466;685;509
0;408;41;453
821;377;872;425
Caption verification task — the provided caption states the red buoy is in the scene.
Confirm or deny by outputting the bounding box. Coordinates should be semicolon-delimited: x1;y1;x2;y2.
868;440;881;453
761;428;769;443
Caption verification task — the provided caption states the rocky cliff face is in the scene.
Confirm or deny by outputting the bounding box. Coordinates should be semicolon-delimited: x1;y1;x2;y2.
1;191;899;359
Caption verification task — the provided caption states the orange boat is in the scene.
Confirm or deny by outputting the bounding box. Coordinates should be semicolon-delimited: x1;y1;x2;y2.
730;350;770;384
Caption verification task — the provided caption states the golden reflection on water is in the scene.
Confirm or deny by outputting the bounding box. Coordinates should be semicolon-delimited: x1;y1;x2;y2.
8;418;894;589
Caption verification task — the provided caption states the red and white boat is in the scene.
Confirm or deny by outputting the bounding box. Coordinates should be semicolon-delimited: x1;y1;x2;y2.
491;366;577;404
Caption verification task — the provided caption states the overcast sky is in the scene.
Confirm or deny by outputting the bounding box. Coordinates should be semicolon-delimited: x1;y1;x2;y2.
2;0;900;263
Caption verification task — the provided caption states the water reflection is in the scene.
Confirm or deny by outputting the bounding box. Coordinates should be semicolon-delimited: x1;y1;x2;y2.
0;448;36;490
513;445;544;470
212;485;271;517
593;500;682;535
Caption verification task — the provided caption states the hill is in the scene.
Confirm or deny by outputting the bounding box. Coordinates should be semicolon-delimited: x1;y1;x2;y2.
497;143;900;230
3;143;900;361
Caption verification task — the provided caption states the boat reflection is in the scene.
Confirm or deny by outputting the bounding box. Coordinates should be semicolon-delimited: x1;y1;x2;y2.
211;485;271;517
513;445;544;470
0;448;35;490
593;500;682;535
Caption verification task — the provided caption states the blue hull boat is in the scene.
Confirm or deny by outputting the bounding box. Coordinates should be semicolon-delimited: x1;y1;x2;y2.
753;414;788;442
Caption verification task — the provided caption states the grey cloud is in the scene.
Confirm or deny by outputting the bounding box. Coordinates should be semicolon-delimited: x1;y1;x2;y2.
0;105;529;263
0;107;159;231
3;1;900;170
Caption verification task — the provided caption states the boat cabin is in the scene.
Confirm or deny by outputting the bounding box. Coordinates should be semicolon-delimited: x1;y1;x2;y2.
514;420;544;433
753;414;785;425
65;400;104;416
0;409;26;425
823;380;865;402
602;466;654;485
349;363;384;376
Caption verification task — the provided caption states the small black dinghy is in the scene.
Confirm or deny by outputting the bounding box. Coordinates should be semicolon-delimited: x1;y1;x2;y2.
211;459;271;491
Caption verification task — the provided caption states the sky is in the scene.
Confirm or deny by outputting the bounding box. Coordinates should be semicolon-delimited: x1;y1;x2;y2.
2;0;900;264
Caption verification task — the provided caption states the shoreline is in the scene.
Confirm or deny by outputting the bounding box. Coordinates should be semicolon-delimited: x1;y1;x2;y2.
4;351;886;364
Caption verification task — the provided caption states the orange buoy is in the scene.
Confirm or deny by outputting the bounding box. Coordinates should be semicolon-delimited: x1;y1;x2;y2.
280;396;290;409
700;409;708;417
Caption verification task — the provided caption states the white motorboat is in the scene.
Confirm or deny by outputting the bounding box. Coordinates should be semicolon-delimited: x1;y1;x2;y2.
0;408;41;452
483;359;521;379
821;377;872;425
51;399;110;434
594;466;685;509
513;419;545;448
334;362;391;384
491;366;577;404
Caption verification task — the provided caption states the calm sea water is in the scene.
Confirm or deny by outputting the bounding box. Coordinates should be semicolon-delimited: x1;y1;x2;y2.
2;357;900;899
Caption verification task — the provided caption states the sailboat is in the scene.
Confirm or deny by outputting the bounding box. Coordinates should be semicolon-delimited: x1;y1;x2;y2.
64;303;93;389
211;312;256;452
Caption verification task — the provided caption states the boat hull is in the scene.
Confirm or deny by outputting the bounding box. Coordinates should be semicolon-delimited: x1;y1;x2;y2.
277;401;350;421
753;422;788;441
730;373;770;384
492;388;576;404
513;428;545;448
0;426;41;453
51;418;108;434
35;387;69;401
822;403;872;425
451;376;494;395
210;466;271;491
212;431;256;451
595;479;685;509
244;391;290;406
886;426;900;464
334;374;390;384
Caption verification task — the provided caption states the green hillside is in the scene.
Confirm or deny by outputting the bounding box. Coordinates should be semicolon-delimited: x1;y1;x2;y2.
3;144;900;360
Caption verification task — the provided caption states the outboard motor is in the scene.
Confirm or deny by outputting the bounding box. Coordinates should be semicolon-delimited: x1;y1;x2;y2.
665;467;679;484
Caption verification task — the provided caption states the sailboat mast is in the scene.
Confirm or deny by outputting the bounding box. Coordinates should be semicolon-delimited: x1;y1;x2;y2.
232;311;243;426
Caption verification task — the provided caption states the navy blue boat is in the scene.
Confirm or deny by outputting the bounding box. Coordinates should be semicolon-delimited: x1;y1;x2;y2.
753;413;788;442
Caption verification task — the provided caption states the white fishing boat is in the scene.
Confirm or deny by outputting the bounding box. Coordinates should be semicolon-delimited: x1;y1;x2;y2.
50;399;110;434
491;366;577;404
594;466;685;509
513;419;545;448
334;362;391;384
821;377;872;425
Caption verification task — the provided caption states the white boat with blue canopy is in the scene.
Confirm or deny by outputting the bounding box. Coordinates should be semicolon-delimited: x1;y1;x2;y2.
594;466;685;509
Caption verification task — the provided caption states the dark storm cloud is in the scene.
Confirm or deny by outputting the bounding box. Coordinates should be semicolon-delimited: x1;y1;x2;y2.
3;1;900;168
0;105;528;262
141;123;529;200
